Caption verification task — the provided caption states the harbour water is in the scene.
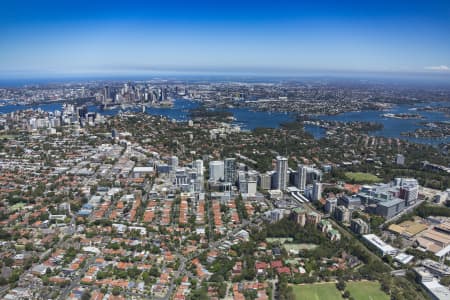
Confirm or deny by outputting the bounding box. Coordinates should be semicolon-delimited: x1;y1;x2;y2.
0;99;295;130
0;99;448;145
313;102;449;145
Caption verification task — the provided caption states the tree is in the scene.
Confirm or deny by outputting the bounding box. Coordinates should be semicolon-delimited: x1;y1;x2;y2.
25;243;34;251
190;287;208;300
336;280;346;291
440;276;450;286
4;257;13;267
112;287;121;296
149;266;160;277
216;282;227;298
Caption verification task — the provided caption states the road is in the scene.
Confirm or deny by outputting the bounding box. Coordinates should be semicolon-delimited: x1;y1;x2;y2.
55;189;264;300
59;255;98;300
151;206;262;300
0;286;9;298
289;195;392;270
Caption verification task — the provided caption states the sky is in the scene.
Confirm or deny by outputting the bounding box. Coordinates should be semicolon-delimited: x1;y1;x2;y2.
0;0;450;78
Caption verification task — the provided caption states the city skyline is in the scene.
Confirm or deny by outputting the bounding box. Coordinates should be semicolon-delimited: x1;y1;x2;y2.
1;1;450;298
1;0;450;78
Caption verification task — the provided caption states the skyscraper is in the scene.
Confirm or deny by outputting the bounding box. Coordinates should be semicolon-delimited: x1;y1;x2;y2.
224;158;236;183
325;198;337;214
104;85;110;100
312;182;322;202
275;156;288;190
297;164;307;191
209;160;224;182
259;171;273;190
169;156;179;171
193;159;204;177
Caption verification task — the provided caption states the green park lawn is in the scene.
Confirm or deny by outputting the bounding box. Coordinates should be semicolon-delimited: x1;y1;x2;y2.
345;172;382;183
346;281;389;300
293;281;389;300
10;203;26;211
293;283;342;300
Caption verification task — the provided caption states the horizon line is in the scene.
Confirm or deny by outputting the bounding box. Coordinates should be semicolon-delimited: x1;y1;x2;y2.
1;67;450;79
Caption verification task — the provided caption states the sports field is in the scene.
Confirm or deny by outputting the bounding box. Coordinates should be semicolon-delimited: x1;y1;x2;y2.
293;283;342;300
266;237;293;244
283;243;318;252
346;281;389;300
345;172;381;183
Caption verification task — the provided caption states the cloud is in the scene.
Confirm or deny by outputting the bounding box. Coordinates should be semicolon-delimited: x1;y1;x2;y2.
424;65;449;71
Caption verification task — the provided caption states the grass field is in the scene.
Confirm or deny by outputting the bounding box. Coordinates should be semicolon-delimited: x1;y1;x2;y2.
347;281;389;300
293;283;342;300
345;172;381;183
283;243;318;252
266;237;293;244
10;203;25;211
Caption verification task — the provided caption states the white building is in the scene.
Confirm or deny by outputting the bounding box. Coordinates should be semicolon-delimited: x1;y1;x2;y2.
133;166;154;178
169;156;179;171
312;182;322;202
193;159;204;177
275;156;288;191
259;171;273;190
209;160;224;182
297;164;307;191
363;234;398;256
396;154;405;165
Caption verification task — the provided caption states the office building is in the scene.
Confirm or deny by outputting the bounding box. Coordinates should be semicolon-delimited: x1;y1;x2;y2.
312;182;322;202
297;164;307;191
237;170;257;195
209;160;224;182
259;172;273;190
224;158;236;183
193;159;204;177
325;198;338;215
338;195;362;209
104;85;111;100
275;156;288;190
399;178;419;205
169;156;179;171
305;166;323;184
375;199;406;219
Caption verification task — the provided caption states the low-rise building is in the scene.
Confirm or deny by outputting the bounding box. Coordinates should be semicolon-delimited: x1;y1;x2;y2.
363;234;398;256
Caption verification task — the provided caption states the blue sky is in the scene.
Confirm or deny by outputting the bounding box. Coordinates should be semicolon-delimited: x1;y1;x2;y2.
1;0;449;77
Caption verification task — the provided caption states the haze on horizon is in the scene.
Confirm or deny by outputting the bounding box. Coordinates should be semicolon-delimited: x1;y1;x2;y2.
1;0;450;78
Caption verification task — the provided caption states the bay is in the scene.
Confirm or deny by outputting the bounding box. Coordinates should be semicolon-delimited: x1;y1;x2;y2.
1;99;448;145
